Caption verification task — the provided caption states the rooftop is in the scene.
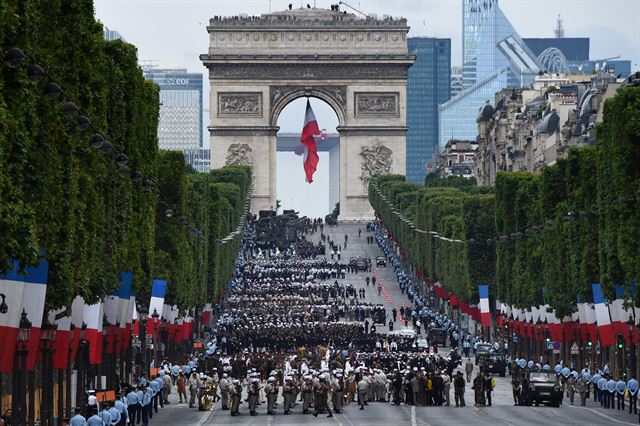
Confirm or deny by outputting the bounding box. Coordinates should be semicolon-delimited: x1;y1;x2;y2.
207;7;408;30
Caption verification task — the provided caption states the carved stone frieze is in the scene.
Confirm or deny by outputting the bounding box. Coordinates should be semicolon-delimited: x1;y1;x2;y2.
218;93;262;116
359;142;393;189
225;143;253;166
355;92;399;116
207;63;409;80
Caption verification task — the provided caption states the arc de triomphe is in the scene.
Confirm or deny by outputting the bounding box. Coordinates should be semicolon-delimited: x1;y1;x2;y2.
200;8;414;220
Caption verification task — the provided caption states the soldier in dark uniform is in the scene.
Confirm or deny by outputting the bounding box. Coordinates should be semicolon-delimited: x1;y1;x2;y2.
511;376;521;405
454;371;466;407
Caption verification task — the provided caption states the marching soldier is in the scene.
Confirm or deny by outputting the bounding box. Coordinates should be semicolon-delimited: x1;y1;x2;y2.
301;376;313;414
575;374;588;406
229;379;241;416
313;374;333;418
188;372;199;408
333;373;344;413
248;378;260;416
265;376;278;415
219;373;230;410
283;376;295;415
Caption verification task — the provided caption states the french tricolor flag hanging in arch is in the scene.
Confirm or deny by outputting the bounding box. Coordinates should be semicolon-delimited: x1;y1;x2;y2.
300;99;321;183
478;284;491;327
592;283;615;347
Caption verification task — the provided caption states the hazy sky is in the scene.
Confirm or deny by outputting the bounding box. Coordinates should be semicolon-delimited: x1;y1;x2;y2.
94;0;640;217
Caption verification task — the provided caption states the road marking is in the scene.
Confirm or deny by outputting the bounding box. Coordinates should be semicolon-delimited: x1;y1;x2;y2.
195;400;217;426
567;404;637;425
411;405;417;426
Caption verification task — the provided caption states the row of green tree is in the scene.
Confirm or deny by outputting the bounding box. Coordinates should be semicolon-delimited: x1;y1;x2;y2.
369;87;640;315
0;1;250;313
369;176;496;304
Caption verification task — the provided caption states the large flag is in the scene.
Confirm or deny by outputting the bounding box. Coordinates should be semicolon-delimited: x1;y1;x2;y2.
22;258;49;371
69;296;85;363
300;99;321;183
0;260;27;372
202;303;213;328
478;284;491;327
592;283;615;347
149;279;167;337
48;308;71;369
115;272;133;356
83;302;104;365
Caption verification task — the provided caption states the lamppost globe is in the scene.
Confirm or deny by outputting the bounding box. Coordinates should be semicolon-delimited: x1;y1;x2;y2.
4;47;25;68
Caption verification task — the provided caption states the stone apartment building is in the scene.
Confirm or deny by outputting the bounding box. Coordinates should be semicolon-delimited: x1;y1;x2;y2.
474;73;622;185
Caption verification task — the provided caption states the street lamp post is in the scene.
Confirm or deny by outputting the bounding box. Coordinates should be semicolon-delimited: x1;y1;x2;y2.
102;316;111;390
11;310;31;426
76;322;88;416
151;308;160;369
628;315;636;378
138;307;149;379
40;319;57;426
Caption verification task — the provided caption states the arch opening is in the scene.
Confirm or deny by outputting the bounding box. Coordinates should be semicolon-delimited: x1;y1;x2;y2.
275;96;340;219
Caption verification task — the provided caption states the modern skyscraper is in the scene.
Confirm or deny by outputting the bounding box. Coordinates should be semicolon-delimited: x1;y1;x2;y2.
103;26;125;42
406;38;451;183
523;38;589;62
439;0;542;148
142;67;208;171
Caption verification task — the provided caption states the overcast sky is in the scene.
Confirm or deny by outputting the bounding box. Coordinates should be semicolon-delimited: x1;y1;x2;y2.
94;0;640;217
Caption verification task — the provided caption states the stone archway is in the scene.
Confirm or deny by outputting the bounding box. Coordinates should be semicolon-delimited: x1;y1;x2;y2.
201;7;414;220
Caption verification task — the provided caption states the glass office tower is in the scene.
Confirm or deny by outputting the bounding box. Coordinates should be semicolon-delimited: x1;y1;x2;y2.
406;38;451;183
440;0;541;147
143;68;207;171
143;68;203;151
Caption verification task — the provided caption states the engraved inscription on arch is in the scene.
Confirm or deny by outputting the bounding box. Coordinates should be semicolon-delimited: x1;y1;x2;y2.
218;92;263;116
354;92;399;116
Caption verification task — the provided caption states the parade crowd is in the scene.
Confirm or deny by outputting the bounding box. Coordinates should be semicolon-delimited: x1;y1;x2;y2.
68;218;640;424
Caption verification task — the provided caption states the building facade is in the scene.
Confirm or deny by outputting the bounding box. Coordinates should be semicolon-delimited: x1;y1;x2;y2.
437;139;478;178
406;37;451;183
103;26;125;42
474;72;622;185
142;68;206;170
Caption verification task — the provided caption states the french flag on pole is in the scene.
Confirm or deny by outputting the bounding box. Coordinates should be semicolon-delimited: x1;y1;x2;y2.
202;303;213;327
148;279;167;337
69;296;85;363
122;294;136;355
478;284;491;327
83;302;104;365
114;272;133;355
0;260;28;372
300;99;321;183
48;309;71;369
592;283;616;347
22;258;49;371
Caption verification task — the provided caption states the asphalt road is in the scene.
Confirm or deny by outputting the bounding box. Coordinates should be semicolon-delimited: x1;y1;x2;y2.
147;223;640;425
